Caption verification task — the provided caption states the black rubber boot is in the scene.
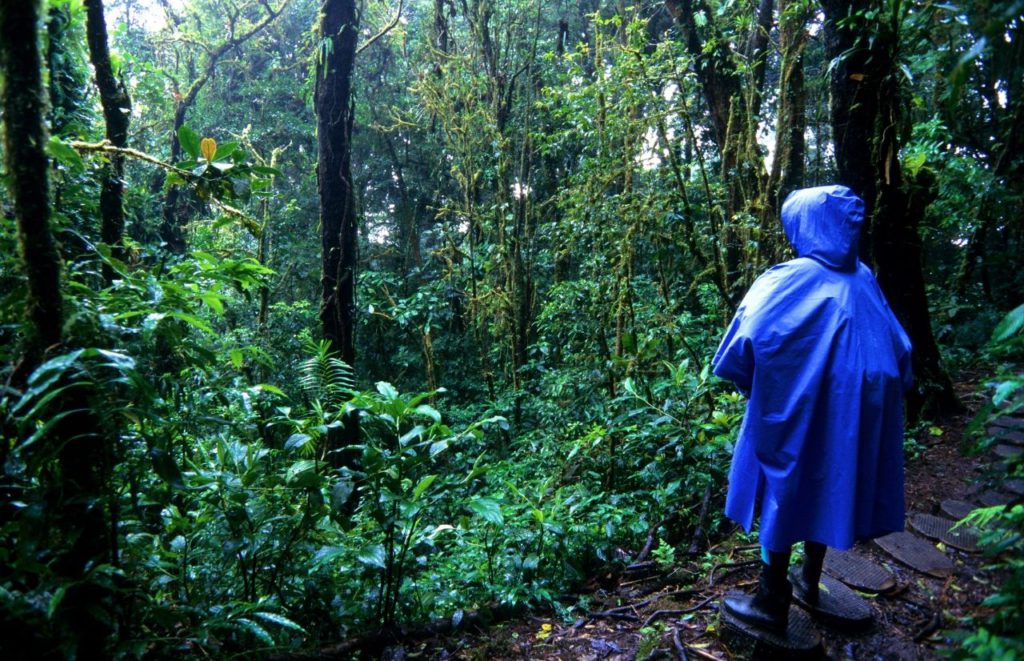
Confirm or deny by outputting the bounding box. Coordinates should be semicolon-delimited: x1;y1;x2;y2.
790;541;826;606
723;552;792;634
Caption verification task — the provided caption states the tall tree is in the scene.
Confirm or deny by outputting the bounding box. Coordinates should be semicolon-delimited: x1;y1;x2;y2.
316;0;360;452
84;0;132;281
823;1;959;419
2;2;113;654
1;0;64;380
663;0;778;302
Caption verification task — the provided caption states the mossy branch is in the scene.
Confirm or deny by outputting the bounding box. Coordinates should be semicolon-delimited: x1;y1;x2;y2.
70;139;259;233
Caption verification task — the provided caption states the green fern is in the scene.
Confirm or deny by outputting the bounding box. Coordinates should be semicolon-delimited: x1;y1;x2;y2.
298;340;356;410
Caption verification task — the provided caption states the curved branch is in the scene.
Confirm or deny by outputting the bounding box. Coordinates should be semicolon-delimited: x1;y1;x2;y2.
70;140;257;228
356;0;405;56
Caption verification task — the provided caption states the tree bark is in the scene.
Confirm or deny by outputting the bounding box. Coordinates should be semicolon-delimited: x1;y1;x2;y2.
316;0;360;453
2;3;114;654
821;0;878;260
84;0;132;281
768;0;810;206
1;0;63;379
823;2;960;420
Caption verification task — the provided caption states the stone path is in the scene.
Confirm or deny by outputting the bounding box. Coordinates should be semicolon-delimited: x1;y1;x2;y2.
720;410;1023;658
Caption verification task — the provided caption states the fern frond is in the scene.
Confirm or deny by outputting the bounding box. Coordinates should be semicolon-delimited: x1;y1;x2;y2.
299;340;356;408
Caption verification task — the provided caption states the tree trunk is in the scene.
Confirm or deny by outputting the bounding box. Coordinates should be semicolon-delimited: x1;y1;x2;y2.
1;0;63;379
2;3;114;653
822;0;878;260
84;0;132;281
767;0;810;218
823;2;960;420
316;0;360;454
664;0;774;301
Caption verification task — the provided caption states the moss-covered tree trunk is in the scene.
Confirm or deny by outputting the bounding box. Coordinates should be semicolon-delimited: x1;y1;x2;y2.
823;1;960;420
1;2;114;654
84;0;131;281
316;0;360;455
1;0;63;378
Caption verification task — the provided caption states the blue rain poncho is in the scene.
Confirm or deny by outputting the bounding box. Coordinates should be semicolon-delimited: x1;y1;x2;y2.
712;185;913;552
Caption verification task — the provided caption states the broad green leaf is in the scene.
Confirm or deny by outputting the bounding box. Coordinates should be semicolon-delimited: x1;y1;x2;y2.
284;433;312;451
399;424;425;447
992;303;1024;344
285;459;319;486
253;611;307;634
165;311;214;334
234;617;274;645
150;447;185;489
199;292;224;315
213;141;239;161
468;497;504;525
48;585;67;620
252;383;287;397
357;544;387;569
46;136;83;170
252;165;283;177
312;545;346;568
414;404;442;423
376;381;400;401
177;125;201;159
412;474;437;501
229;348;244;368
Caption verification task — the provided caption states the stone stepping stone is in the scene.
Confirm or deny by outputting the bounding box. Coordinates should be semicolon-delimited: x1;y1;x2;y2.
720;597;823;660
991;416;1024;430
940;499;978;521
822;548;896;594
988;426;1024;446
874;531;954;578
978;490;1013;507
790;571;873;632
994;444;1022;459
1004;479;1024;496
908;512;980;553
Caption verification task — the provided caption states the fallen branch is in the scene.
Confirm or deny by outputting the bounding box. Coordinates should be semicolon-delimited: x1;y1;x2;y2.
673;626;689;661
642;593;716;627
643;609;689;627
708;559;759;587
912;610;942;642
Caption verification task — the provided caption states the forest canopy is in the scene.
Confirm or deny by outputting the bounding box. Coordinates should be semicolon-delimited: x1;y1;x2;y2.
0;0;1022;657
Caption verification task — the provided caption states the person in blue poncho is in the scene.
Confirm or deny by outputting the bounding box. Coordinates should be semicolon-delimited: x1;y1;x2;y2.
712;185;913;633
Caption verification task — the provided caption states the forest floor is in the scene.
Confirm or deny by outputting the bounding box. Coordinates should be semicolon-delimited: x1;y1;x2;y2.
400;372;1018;661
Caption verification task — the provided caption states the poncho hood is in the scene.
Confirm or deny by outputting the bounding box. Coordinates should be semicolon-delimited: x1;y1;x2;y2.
781;185;864;271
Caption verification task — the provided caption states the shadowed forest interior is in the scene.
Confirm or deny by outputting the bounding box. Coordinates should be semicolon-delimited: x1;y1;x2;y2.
0;0;1022;658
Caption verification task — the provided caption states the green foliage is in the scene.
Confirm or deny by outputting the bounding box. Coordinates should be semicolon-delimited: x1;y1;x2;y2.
952;305;1024;658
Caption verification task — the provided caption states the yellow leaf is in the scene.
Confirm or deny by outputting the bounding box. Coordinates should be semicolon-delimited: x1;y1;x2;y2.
850;72;865;81
200;137;217;162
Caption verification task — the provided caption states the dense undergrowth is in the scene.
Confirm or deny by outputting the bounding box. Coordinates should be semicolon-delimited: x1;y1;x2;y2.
0;241;744;656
